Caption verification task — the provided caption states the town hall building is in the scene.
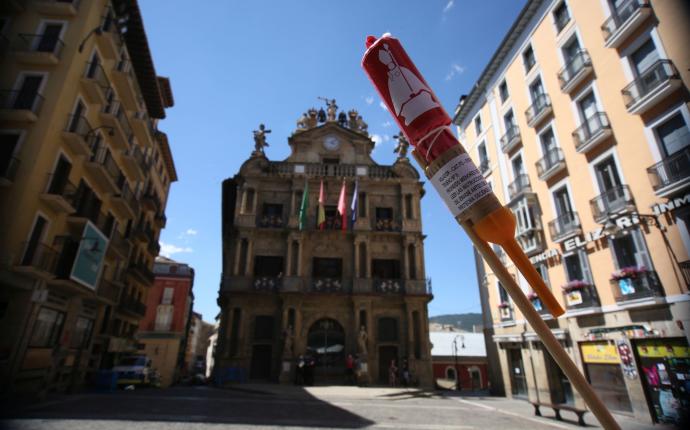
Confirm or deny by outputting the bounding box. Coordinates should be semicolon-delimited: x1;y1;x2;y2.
215;104;434;386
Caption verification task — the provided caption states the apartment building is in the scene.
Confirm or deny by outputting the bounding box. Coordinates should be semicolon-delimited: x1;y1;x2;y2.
137;256;194;387
454;0;689;424
0;0;177;397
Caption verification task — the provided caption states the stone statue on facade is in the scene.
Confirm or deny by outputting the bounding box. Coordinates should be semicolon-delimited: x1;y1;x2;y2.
252;123;271;156
296;112;308;130
356;115;368;134
282;325;294;358
393;133;409;160
306;108;318;128
317;108;327;123
348;109;359;129
357;325;368;355
318;97;338;122
337;111;348;127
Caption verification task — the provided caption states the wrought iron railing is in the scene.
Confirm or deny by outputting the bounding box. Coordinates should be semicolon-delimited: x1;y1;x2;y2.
589;184;634;221
64;113;93;138
311;277;346;293
622;60;679;108
610;270;663;302
89;144;122;185
548;211;581;242
83;61;110;90
525;94;552;125
1;157;20;182
118;295;147;317
44;173;77;203
562;283;600;310
601;0;648;42
508;174;531;201
535;148;565;178
18;242;58;273
266;161;395;179
646;148;690;192
253;276;282;291
13;33;65;57
374;279;404;294
558;49;591;89
500;125;521;151
0;89;45;113
257;214;284;228
572;112;610;151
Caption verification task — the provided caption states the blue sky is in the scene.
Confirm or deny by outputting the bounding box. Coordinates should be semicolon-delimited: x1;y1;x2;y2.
140;0;527;321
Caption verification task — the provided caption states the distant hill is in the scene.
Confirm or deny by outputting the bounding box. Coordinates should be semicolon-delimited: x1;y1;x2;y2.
429;313;483;332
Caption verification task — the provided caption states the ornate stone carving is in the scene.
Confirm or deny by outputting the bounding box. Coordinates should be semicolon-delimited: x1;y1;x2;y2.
252;123;271;156
393;133;409;160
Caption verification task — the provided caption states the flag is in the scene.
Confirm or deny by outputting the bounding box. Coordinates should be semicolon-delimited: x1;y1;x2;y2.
350;179;358;228
317;180;326;230
337;179;347;231
298;180;309;231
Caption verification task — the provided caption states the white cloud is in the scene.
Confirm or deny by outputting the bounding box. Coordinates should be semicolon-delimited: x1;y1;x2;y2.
445;63;466;81
160;241;193;258
443;0;455;13
382;121;392;128
365;96;374;105
371;134;391;147
379;101;388;111
185;228;197;236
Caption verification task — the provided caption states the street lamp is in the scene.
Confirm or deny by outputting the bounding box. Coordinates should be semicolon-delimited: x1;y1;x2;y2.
452;334;465;391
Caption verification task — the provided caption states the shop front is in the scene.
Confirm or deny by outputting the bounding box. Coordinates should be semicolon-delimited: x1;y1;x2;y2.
634;338;689;425
579;341;633;413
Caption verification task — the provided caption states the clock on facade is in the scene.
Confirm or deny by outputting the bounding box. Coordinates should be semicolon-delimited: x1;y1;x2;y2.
323;135;341;151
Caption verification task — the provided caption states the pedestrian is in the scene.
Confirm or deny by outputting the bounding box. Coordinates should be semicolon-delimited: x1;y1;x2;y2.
388;359;398;387
294;354;305;385
345;354;355;385
401;359;410;387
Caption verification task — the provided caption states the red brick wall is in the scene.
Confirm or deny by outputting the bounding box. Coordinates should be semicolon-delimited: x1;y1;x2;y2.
432;359;489;390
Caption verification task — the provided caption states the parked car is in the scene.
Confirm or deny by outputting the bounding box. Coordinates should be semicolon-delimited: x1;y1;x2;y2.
112;355;154;386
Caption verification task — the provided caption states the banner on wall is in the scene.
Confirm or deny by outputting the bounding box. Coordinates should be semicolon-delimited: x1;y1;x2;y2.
581;343;620;364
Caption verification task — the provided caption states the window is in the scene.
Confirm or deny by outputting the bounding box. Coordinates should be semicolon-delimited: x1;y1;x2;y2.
499;80;509;103
322;157;339;164
243;188;255;213
22;215;48;266
290;240;299;276
539;127;557;153
372;259;401;279
553;186;574;217
408;244;417;280
358;242;367;278
238;238;249;275
312;257;342;278
155;305;173;331
253;256;284;277
610;229;651;269
377;317;398;342
529;77;545;101
229;308;241;356
70;317;94;349
0;133;21;178
162;287;174;305
375;207;393;220
446;367;457;381
498;282;510;304
511;155;524;177
562;36;581;65
553;1;571;33
68;100;86;132
262;203;283;217
253;315;275;341
564;250;591;283
358;192;367;217
523;45;536;73
594;156;622;193
474;115;483;135
404;194;413;219
36;22;63;54
654;112;690;157
86;52;101;79
577;91;598;124
630;38;659;77
478;142;489;168
29;307;65;347
14;74;44;111
535;263;550;288
503;110;516;131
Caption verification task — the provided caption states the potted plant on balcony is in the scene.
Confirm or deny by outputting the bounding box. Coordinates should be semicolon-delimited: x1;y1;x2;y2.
527;291;543;311
562;280;589;306
498;301;512;319
611;266;647;296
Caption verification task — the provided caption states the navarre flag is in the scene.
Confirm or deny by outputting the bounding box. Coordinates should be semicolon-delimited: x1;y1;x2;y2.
317;180;326;230
350;179;359;228
298;180;309;231
337;179;347;231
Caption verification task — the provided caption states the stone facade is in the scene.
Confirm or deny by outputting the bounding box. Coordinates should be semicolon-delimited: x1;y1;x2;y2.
215;112;433;386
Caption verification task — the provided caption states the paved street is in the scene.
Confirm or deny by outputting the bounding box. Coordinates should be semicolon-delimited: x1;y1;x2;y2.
0;385;667;430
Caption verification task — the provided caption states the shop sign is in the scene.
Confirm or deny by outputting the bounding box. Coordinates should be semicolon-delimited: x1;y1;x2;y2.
529;248;560;264
565;290;583;306
564;214;642;252
70;221;109;290
637;344;690;358
651;193;690;216
617;341;637;379
581;343;620;364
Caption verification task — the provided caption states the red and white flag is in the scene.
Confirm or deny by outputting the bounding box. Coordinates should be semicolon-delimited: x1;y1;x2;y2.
337;179;347;231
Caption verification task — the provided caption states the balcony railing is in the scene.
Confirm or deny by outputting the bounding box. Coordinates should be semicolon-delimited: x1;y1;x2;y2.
257;214;284;228
0;89;45;114
311;277;346;293
508;174;532;201
647;148;690;195
562;283;600;311
622;60;680;113
17;242;58;275
572;112;612;152
128;260;155;285
558;49;592;92
65;113;92;139
42;174;77;209
680;261;690;286
589;184;635;222
266;161;395;179
610;270;663;303
87;144;122;191
108;229;131;259
373;279;404;294
500;125;521;153
97;278;122;303
13;33;65;58
535;147;565;180
0;157;20;183
601;0;650;47
118;295;147;317
548;211;581;242
525;94;552;127
253;276;282;291
82;61;110;92
375;218;401;232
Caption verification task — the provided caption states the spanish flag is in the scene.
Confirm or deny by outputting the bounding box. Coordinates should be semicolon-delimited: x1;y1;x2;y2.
317;180;326;230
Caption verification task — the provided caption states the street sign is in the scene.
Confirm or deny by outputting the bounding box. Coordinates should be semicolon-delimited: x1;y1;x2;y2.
69;220;109;290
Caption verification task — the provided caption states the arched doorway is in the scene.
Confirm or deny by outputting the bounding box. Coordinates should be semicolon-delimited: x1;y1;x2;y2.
307;318;345;384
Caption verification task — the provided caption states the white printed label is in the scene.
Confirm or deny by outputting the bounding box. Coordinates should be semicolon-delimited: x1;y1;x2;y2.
430;152;492;217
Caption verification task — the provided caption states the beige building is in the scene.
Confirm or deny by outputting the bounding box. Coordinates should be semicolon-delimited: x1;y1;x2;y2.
215;106;433;386
454;0;689;425
0;0;176;397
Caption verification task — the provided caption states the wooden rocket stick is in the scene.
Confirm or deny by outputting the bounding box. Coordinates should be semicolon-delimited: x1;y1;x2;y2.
463;224;621;430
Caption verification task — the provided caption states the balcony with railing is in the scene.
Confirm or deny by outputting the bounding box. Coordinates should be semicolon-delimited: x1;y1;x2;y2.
40;173;77;213
535;147;566;181
516;221;545;256
127;259;155;286
96;10;123;59
374;279;404;294
253;276;282;292
525;94;553;128
100;100;133;150
562;282;600;312
647;147;690;198
85;144;122;194
558;49;593;93
111;59;139;109
311;277;347;293
15;242;58;279
96;278;121;304
34;0;81;15
374;217;401;232
589;184;635;222
573;112;612;153
680;261;690;287
120;144;147;180
0;89;45;122
12;33;64;65
118;295;147;317
256;214;285;228
548;211;582;243
601;0;652;49
61;114;93;156
141;191;161;213
80;61;111;104
265;161;395;179
0;156;20;186
131;111;155;145
500;125;522;153
109;182;137;219
610;269;664;305
528;293;552;317
622;60;682;115
107;228;131;260
508;174;533;202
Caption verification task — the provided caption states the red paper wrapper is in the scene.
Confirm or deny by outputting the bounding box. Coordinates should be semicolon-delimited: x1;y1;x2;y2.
361;34;458;164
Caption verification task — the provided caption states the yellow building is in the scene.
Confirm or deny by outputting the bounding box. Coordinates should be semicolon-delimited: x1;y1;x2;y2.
0;0;176;398
454;0;689;424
